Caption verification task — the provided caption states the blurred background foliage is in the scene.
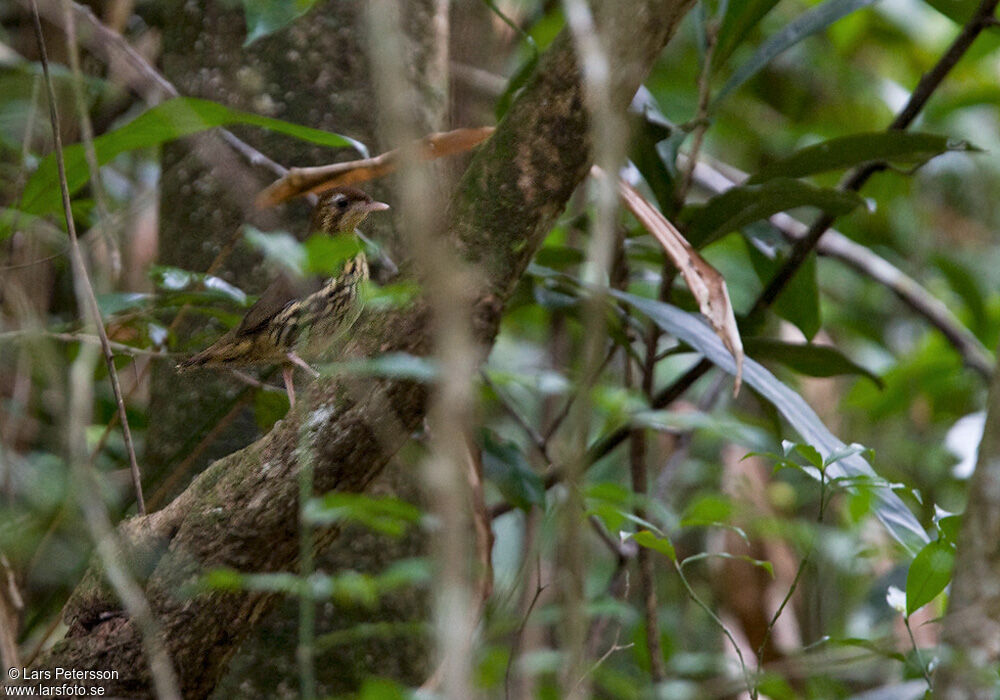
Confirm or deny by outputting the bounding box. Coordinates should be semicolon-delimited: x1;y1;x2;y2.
1;0;998;697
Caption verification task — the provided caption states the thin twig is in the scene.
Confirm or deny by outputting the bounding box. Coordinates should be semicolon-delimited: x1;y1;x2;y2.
28;3;180;696
687;155;993;378
747;0;1000;322
29;0;145;515
27;0;288;180
0;330;174;358
559;2;629;692
481;370;552;463
674;17;718;209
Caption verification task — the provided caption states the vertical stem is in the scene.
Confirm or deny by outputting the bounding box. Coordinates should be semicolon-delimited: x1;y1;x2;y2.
28;0;145;514
28;4;178;697
558;2;630;694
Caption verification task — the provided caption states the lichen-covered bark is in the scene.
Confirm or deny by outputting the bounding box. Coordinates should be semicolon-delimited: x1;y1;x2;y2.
31;1;695;696
935;342;1000;699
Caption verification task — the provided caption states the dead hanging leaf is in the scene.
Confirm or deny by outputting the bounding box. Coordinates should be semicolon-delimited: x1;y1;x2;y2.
256;126;496;208
599;167;744;395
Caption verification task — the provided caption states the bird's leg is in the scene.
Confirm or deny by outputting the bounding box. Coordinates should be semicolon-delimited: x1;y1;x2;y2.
282;365;297;409
286;351;320;378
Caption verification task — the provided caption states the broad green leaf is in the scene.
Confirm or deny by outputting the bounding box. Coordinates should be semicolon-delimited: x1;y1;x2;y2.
241;0;319;46
242;226;306;276
22;97;367;215
714;0;782;68
304;493;422;536
683;178;864;248
747;132;978;185
628;88;682;213
936;513;962;544
793;443;824;470
480;430;546;511
320;353;439;382
743;338;882;386
713;0;879;106
906;539;955;615
359;678;407;700
96;292;150;316
681;493;734;527
746;242;821;340
609;288;929;551
148;266;249;306
303;233;363;276
632;530;676;561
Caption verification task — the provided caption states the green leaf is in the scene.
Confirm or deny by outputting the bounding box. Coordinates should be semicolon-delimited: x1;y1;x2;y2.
906;539;955;615
359;678;407;700
303;233;363;276
713;0;879;106
793;443;824;470
746;243;821;340
714;0;782;68
480;430;545;511
320;353;439;382
743;338;882;386
681;493;734;527
628;88;682;213
148;266;249;307
747;132;978;185
632;530;676;561
683;178;864;248
609;288;928;552
303;493;422;536
242;226;306;276
921;0;980;24
21;97;367;215
241;0;319;46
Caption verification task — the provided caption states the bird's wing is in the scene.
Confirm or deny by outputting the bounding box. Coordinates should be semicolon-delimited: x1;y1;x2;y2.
234;273;320;336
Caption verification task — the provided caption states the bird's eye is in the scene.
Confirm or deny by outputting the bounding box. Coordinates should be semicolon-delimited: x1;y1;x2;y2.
336;197;349;210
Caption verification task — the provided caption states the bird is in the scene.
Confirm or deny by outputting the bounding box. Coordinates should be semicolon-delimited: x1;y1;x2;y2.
178;186;390;408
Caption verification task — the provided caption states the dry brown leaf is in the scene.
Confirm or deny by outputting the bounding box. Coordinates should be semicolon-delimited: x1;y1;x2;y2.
256;126;496;208
599;166;744;394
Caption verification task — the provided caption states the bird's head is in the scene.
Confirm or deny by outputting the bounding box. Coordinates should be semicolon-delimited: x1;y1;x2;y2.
311;187;390;235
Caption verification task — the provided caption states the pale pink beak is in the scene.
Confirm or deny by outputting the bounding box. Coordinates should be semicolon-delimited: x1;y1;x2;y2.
367;201;390;212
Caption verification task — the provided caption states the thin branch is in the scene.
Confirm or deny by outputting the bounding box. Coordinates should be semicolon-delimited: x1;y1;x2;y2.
28;4;179;696
29;0;145;516
27;0;288;180
747;0;1000;321
559;1;629;692
674;16;718;208
687;156;993;378
481;371;552;463
0;329;175;358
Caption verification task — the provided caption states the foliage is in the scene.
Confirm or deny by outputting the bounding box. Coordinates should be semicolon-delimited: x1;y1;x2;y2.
3;0;1000;697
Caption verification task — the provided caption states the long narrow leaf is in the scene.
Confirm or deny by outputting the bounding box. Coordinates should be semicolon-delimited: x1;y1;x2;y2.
21;97;368;215
713;0;879;106
747;132;978;184
610;289;928;552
